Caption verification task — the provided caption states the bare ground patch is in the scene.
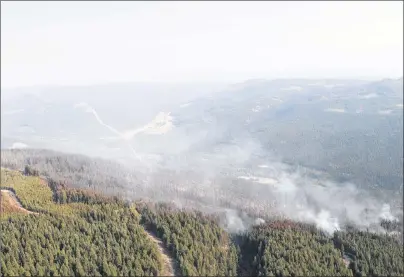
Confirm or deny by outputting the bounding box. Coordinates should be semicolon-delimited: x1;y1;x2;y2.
144;230;179;276
0;189;38;215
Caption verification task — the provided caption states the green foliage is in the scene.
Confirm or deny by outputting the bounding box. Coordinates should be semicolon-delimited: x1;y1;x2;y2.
24;165;39;176
1;206;162;277
1;169;163;277
333;230;404;277
140;203;238;276
49;177;122;206
237;221;353;277
2;168;403;277
1;149;131;195
1;168;54;213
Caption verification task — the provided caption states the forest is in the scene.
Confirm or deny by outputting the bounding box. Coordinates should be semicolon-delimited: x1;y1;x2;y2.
1;168;163;276
333;230;404;277
1;149;135;195
1;166;403;277
139;202;239;276
236;221;403;277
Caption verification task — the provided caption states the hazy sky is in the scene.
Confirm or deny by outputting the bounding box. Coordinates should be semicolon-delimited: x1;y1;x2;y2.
1;1;403;88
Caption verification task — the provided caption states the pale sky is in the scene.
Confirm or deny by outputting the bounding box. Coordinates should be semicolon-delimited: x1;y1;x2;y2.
1;1;403;88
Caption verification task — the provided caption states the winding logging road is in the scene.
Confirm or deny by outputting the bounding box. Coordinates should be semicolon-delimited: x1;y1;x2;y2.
0;188;178;276
145;230;179;276
0;189;38;215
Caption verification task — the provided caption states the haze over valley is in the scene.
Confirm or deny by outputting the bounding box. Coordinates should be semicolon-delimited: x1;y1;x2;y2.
2;77;403;234
1;2;403;276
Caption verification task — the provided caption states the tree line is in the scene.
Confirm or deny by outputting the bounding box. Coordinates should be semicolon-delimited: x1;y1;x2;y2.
1;166;403;277
139;202;239;276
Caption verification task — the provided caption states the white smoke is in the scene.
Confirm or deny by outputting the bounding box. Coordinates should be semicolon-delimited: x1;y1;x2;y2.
11;142;28;149
145;151;401;236
224;209;247;233
298;209;340;235
254;218;266;226
73;101;401;236
379;204;396;221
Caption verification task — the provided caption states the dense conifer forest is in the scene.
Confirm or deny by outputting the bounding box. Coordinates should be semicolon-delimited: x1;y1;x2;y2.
0;169;162;276
140;203;238;276
1;166;403;276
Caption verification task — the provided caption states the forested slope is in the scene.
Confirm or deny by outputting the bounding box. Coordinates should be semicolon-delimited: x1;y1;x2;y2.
1;149;136;196
1;166;403;277
0;168;163;276
237;221;352;276
140;203;239;276
333;230;404;276
236;221;403;277
0;168;238;277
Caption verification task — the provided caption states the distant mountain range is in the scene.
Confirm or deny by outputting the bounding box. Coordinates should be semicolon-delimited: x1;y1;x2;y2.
1;78;403;233
1;78;403;193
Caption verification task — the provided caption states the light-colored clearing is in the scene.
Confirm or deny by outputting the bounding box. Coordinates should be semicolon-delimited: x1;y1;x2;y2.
378;110;393;115
0;189;38;215
358;93;378;99
252;105;261;112
145;230;179;276
324;108;345;113
180;102;192;108
2;109;25;115
281;86;302;91
238;175;278;185
11;142;28;149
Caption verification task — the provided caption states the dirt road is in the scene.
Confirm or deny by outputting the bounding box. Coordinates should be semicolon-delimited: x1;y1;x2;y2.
1;188;177;276
144;230;179;276
0;189;38;215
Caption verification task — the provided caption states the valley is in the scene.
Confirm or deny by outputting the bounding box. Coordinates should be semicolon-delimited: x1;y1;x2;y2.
2;1;403;275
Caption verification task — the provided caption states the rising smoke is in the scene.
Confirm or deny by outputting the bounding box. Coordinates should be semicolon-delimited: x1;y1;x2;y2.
72;101;401;236
124;130;401;235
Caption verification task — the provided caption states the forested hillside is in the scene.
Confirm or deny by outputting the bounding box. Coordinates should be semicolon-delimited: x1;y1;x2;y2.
333;230;404;276
0;168;163;276
0;168;238;277
140;203;239;276
1;167;403;276
1;149;137;196
236;221;403;277
236;221;352;276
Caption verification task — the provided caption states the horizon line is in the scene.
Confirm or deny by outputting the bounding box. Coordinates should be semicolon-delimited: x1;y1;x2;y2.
2;75;403;91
